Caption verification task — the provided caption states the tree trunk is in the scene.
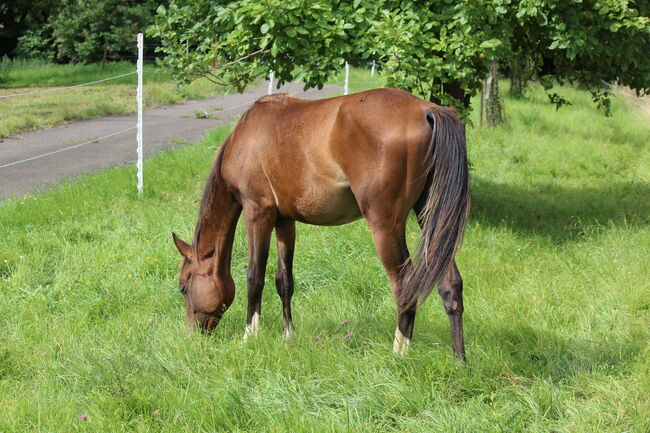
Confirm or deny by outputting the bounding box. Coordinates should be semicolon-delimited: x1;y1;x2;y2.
102;41;108;67
485;59;504;126
429;79;471;112
509;55;534;98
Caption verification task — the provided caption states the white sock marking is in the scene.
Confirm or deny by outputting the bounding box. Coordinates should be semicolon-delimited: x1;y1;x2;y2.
244;312;260;340
393;327;411;355
283;322;295;341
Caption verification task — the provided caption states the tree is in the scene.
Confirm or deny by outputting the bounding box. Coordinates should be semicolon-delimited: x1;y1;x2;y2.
150;0;371;91
52;0;163;64
0;0;60;58
151;0;650;117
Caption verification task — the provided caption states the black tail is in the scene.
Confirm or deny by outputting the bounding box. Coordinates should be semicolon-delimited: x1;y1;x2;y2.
399;108;470;311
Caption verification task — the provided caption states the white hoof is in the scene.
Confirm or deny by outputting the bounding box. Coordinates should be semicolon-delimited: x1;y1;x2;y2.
283;323;295;341
244;312;260;340
393;328;411;355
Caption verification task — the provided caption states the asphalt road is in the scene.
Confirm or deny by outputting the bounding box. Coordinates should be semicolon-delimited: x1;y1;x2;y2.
0;82;341;200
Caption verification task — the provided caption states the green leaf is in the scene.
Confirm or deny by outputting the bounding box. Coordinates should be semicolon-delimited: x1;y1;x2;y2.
480;39;502;49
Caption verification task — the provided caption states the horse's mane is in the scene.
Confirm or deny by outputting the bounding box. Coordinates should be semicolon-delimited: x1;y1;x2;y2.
193;132;232;249
240;92;296;122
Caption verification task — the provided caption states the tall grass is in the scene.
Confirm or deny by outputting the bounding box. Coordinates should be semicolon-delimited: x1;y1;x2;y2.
0;74;648;432
0;59;171;87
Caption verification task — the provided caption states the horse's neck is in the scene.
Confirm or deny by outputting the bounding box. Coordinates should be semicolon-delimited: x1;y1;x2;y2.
193;169;240;277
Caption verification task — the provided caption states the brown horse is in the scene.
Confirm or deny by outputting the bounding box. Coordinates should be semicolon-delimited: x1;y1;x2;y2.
172;88;469;359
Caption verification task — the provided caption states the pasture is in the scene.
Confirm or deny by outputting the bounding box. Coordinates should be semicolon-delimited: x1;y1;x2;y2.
0;77;648;432
0;59;227;138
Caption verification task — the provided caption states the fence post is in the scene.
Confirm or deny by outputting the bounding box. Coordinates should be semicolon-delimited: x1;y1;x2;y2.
478;79;486;126
371;60;375;78
344;62;349;95
136;33;143;195
268;70;274;95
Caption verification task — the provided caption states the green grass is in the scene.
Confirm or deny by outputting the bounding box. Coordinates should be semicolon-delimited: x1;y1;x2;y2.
0;60;231;138
327;65;381;95
0;72;649;432
0;59;171;87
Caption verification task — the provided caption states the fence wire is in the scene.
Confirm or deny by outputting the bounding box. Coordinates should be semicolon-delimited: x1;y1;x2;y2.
0;71;137;99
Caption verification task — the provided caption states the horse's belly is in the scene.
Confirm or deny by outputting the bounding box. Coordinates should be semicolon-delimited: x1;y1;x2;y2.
287;184;362;226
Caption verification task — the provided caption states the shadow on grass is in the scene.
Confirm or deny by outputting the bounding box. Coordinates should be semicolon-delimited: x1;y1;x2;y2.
408;317;644;389
470;176;650;242
476;324;641;382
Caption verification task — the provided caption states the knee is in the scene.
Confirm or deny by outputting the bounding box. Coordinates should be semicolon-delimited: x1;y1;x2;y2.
438;282;463;315
449;269;463;292
275;270;294;296
247;273;264;294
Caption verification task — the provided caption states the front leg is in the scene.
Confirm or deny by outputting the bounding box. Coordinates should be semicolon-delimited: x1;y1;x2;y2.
243;202;275;340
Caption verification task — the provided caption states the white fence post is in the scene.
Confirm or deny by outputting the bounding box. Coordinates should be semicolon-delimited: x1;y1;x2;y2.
371;60;375;78
344;62;349;95
136;33;144;196
268;70;274;95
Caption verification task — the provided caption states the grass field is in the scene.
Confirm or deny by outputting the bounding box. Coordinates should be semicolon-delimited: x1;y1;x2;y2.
0;74;648;432
0;60;229;138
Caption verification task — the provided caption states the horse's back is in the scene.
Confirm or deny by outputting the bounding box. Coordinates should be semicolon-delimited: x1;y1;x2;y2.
221;89;436;225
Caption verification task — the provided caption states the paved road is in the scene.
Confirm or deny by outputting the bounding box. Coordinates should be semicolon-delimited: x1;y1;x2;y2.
0;82;341;199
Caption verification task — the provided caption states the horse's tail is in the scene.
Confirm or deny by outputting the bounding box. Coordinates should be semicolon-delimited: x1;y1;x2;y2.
398;108;470;311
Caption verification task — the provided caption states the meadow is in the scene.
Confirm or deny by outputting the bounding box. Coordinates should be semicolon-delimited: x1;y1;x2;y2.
0;74;648;432
0;59;228;138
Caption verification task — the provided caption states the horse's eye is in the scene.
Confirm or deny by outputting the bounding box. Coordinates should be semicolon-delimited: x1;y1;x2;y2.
179;283;187;294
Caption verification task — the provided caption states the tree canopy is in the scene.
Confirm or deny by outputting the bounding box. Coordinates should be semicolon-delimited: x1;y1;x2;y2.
151;0;649;116
1;0;164;63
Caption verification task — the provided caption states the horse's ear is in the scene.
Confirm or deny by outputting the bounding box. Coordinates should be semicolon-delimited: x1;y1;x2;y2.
172;232;192;259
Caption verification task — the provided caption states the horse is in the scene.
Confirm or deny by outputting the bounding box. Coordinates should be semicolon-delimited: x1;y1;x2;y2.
172;88;470;359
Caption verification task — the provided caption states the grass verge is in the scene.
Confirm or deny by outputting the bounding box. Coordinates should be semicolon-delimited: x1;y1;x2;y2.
0;60;231;138
0;74;648;432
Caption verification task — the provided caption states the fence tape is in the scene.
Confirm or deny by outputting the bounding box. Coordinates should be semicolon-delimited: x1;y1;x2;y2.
0;71;137;99
0;127;136;169
600;80;647;102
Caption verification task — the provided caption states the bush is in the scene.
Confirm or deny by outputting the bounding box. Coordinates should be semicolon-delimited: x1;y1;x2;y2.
14;24;57;62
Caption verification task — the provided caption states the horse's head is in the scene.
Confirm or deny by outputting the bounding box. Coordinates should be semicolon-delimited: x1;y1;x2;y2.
172;233;234;332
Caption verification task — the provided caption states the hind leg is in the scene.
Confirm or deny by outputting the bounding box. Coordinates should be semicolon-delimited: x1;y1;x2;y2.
414;200;466;361
364;215;415;355
439;262;465;361
275;219;296;340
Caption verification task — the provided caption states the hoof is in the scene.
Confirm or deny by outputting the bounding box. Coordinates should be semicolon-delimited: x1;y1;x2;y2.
392;328;411;355
283;323;295;341
243;312;260;340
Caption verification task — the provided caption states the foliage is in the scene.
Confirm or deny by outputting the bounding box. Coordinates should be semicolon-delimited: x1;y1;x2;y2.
152;0;650;116
51;0;162;64
0;0;60;57
14;24;57;61
501;0;650;113
1;0;166;63
150;0;371;92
